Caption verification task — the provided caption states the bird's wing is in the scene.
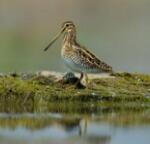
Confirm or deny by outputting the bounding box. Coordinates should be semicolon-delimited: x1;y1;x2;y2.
74;44;113;72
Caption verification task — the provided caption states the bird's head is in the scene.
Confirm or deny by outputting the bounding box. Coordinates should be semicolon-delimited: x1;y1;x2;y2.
61;21;75;32
44;21;75;51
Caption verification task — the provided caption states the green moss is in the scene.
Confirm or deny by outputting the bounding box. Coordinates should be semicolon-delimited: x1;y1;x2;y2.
0;72;149;106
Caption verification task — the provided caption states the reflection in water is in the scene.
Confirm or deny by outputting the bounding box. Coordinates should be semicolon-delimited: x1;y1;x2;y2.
0;104;149;144
0;113;112;144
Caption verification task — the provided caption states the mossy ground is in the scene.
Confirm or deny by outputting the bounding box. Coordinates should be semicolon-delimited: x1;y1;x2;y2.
0;72;150;127
0;72;149;105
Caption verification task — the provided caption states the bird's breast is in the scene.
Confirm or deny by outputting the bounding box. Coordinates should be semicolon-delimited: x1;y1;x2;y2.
61;43;73;57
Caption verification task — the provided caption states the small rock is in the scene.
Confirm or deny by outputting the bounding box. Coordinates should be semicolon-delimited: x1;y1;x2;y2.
62;72;85;89
91;92;96;96
63;72;76;82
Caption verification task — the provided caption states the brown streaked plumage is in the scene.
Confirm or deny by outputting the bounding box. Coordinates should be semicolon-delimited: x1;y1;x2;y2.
44;21;113;86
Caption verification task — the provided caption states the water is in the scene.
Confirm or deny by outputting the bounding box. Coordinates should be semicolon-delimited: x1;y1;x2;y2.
0;104;149;144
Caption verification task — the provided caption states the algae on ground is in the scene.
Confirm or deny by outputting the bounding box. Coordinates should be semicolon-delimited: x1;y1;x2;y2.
0;72;150;105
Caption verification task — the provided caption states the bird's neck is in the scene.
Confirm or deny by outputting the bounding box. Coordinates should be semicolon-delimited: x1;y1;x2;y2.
63;29;76;46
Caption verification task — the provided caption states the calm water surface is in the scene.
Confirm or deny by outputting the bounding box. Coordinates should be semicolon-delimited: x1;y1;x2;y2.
0;104;149;144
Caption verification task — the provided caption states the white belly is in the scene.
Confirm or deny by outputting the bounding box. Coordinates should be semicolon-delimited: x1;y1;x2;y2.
61;46;82;72
61;55;82;73
61;55;103;74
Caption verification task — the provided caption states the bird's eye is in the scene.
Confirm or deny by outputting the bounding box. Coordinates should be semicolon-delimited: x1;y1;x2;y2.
66;24;69;27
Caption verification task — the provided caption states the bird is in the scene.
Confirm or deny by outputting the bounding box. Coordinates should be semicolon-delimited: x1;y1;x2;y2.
44;21;113;87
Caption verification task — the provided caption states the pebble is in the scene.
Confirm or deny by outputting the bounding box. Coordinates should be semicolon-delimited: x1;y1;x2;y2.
91;92;96;96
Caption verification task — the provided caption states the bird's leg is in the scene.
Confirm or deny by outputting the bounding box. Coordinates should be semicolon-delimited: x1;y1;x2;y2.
75;72;84;86
80;72;84;81
85;73;89;87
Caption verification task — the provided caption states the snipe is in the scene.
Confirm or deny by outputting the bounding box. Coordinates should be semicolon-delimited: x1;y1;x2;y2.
44;21;113;87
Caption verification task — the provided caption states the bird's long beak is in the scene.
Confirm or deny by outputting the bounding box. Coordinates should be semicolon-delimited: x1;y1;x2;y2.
44;27;64;51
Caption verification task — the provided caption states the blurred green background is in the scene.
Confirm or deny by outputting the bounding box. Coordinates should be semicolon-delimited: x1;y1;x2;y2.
0;0;150;73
